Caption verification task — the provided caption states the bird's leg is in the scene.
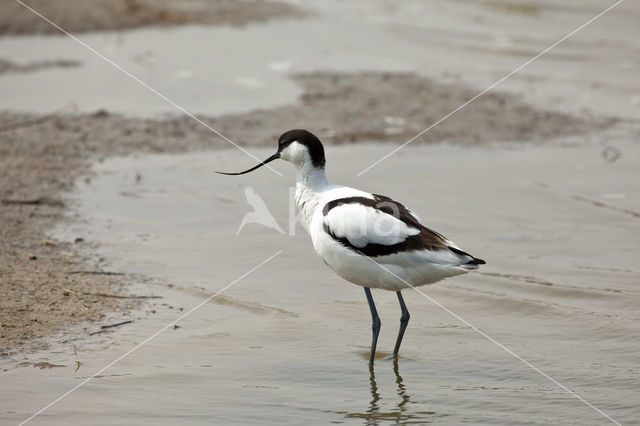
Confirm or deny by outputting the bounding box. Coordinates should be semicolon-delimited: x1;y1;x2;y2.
392;291;410;358
364;287;381;364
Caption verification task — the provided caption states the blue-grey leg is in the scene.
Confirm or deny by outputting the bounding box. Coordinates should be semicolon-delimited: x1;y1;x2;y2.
393;291;410;358
364;287;381;364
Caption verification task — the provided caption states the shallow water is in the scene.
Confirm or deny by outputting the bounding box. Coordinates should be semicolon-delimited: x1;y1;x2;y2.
1;0;639;119
3;142;639;425
2;1;639;424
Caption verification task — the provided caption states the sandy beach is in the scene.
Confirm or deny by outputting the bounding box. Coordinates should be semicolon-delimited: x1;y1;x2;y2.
1;0;639;424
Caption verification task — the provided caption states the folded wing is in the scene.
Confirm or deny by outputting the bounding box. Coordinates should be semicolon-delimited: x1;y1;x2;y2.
322;194;485;267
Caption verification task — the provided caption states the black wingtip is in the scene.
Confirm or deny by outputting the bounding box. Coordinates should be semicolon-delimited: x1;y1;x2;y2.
448;246;486;265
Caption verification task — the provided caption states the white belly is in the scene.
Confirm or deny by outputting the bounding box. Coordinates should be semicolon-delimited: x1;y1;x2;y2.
309;212;467;291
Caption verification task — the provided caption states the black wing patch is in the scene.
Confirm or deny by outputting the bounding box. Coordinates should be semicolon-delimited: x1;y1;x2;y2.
323;195;485;264
323;195;452;257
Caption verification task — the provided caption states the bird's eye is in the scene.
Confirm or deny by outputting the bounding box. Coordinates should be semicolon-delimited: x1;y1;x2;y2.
280;139;295;149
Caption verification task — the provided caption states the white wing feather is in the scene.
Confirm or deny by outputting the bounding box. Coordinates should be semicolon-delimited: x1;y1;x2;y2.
323;203;419;248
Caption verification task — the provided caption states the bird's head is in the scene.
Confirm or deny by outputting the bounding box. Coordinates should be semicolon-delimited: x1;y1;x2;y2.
216;129;325;175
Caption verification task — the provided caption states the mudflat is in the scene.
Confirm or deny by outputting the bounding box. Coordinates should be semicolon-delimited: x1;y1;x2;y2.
1;0;639;423
2;69;615;354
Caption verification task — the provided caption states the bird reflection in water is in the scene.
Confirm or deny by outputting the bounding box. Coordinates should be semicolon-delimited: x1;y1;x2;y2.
344;359;435;424
367;363;381;421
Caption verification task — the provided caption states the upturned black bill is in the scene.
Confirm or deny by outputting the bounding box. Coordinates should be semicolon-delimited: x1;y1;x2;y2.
215;152;280;175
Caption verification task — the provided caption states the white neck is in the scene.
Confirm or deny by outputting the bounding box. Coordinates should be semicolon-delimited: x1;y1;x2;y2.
296;161;330;189
294;162;332;230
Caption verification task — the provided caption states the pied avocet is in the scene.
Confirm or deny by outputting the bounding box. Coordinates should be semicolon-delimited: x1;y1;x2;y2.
217;129;485;363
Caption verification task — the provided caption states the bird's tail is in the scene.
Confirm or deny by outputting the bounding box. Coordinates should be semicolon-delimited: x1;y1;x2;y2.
449;246;486;269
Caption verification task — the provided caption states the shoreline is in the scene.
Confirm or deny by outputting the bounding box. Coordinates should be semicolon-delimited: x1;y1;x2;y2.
0;70;624;356
0;0;304;35
2;1;639;423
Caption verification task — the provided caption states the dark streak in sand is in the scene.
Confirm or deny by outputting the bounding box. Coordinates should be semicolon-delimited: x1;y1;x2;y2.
571;195;640;219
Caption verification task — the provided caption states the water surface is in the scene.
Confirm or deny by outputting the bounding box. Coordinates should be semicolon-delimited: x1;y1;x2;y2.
3;142;639;425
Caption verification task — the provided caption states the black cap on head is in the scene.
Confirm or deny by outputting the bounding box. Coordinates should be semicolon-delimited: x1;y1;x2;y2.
278;129;326;168
215;129;325;175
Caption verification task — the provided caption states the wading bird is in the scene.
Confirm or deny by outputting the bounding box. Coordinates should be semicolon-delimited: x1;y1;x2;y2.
217;129;485;363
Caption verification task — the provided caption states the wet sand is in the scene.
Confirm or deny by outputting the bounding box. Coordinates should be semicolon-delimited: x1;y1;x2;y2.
1;0;639;423
3;141;640;424
0;0;303;35
2;69;608;355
